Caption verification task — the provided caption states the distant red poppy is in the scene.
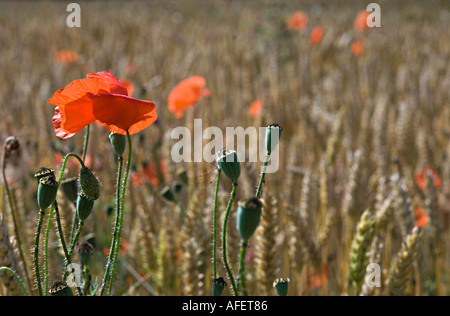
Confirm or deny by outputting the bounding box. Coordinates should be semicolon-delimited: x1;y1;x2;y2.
415;166;441;191
168;76;210;119
141;159;167;185
309;265;328;288
54;49;78;64
249;99;263;117
48;71;157;138
354;10;370;31
414;207;429;228
120;79;135;96
351;40;363;55
286;11;308;30
310;26;324;45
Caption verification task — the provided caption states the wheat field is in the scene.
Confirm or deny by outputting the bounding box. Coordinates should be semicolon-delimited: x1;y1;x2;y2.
0;0;449;296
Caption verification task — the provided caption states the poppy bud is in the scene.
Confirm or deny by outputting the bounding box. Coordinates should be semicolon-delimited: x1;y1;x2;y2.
211;277;227;296
160;186;176;202
216;149;240;184
79;166;100;200
34;166;55;183
61;177;78;203
78;241;94;267
76;191;94;221
109;133;126;156
172;181;183;193
37;175;58;210
236;197;263;242
49;280;73;296
265;123;282;155
273;278;290;296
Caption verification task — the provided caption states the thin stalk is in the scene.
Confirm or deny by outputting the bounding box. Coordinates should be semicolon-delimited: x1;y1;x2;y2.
237;240;248;296
255;154;270;199
2;150;32;294
34;210;45;296
212;169;222;280
82;124;90;163
83;266;91;296
222;183;238;296
62;220;84;282
99;153;124;296
108;131;133;295
0;267;29;296
44;152;84;294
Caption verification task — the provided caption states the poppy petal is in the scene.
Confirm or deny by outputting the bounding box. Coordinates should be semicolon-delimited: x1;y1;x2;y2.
52;106;76;139
58;94;97;133
89;93;157;135
168;76;208;118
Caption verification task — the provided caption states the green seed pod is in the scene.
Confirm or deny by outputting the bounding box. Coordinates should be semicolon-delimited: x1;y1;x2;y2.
79;166;100;200
37;176;58;210
109;132;127;156
236;197;263;242
76;191;94;221
273;278;290;296
61;177;78;203
78;241;94;267
265;123;283;155
34;166;55;183
172;181;183;193
160;186;176;202
216;149;240;184
211;277;227;296
49;280;73;296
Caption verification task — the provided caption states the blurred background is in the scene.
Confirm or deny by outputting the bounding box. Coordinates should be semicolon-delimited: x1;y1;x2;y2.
0;0;449;296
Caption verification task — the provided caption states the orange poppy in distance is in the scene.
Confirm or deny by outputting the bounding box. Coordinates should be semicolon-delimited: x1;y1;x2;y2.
54;49;78;64
286;11;308;30
249;99;263;117
310;26;324;45
354;10;370;31
351;40;363;55
414;207;429;228
168;76;210;119
48;71;157;139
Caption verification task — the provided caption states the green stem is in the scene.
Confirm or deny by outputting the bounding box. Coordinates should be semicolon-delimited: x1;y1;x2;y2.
222;183;238;296
2;151;32;294
212;169;222;280
108;131;132;295
99;153;124;296
44;152;83;294
237;240;248;296
0;267;29;296
83;266;90;296
34;210;45;296
62;220;84;282
255;154;270;199
82;124;90;163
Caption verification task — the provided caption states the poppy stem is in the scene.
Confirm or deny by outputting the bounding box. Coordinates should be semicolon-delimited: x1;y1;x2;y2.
34;210;45;296
82;125;90;163
44;152;81;295
99;152;123;296
255;154;270;199
212;169;222;280
237;240;248;296
108;131;132;295
222;183;239;296
0;267;29;296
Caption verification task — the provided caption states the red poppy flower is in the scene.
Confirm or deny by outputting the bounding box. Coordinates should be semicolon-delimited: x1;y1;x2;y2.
168;76;210;119
286;11;308;30
249;99;263;117
48;71;157;139
351;40;363;55
54;49;78;64
309;265;328;288
310;26;324;45
354;10;370;31
414;207;429;228
414;166;441;191
141;159;167;185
